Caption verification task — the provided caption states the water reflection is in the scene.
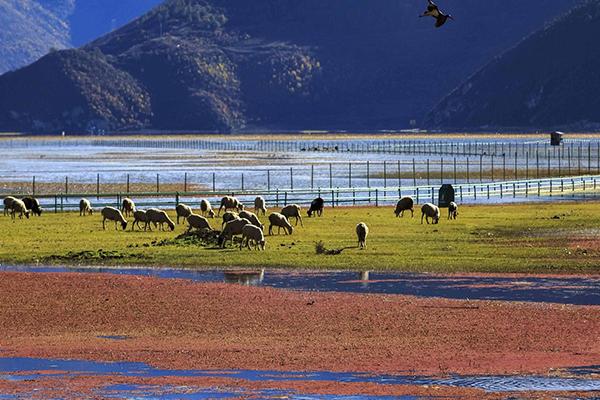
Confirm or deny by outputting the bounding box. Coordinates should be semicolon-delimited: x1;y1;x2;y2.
223;269;265;286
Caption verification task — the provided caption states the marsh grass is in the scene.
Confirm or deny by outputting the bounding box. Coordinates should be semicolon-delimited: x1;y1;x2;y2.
1;202;600;273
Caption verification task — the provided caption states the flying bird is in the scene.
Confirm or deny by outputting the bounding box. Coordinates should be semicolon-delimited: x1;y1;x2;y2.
419;0;454;28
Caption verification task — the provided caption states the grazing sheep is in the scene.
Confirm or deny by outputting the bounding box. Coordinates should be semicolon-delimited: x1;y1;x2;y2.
268;212;294;235
254;196;267;216
394;196;414;218
10;199;30;220
187;214;212;232
218;217;251;248
101;207;127;230
146;208;175;231
3;196;17;216
79;198;93;216
200;199;215;218
218;196;244;216
222;211;239;227
121;198;136;217
175;203;193;224
281;204;303;226
131;210;149;231
356;222;369;249
240;224;266;250
239;210;264;230
421;203;440;225
307;197;324;217
22;197;42;216
448;202;459;220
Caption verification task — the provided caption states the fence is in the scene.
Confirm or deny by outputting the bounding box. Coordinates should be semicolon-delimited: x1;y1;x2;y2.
14;175;600;214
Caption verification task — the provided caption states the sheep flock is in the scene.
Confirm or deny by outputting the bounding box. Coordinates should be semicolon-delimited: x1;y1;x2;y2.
2;195;460;251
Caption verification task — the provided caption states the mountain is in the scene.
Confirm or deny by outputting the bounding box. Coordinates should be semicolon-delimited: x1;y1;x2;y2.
426;0;600;131
0;0;580;134
0;0;161;74
0;0;70;74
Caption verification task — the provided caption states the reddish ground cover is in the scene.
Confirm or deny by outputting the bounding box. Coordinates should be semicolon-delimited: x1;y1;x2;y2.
0;272;598;398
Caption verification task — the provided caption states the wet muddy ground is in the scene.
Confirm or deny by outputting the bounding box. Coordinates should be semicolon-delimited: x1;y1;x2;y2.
0;271;598;398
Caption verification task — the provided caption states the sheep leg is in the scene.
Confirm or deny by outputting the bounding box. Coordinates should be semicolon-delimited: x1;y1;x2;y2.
269;225;273;236
298;215;303;227
421;213;424;224
411;209;414;218
102;218;106;230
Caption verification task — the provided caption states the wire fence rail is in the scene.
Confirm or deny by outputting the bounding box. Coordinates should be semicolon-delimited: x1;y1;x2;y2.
8;175;600;214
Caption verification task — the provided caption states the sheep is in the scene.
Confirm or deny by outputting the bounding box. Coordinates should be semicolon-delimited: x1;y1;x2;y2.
22;197;42;216
281;204;303;226
121;198;136;217
131;210;149;231
448;201;459;220
222;211;239;227
239;210;264;230
254;196;267;216
101;207;127;230
307;197;324;217
218;196;244;216
146;208;175;231
10;199;30;220
200;199;215;218
3;196;17;216
187;213;212;232
356;222;369;249
268;212;294;235
175;203;193;224
218;217;251;248
240;224;266;250
394;196;414;218
79;198;93;216
421;203;440;225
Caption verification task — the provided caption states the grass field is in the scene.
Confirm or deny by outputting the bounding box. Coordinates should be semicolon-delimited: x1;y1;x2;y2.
2;202;600;273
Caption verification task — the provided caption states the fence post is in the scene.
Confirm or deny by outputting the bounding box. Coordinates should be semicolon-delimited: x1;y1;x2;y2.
375;188;379;207
213;173;216;192
156;174;160;193
466;157;470;183
127;174;130;193
97;174;100;200
241;173;245;191
366;162;370;188
413;158;416;187
349;162;352;188
54;195;57;213
290;167;293;190
383;161;387;188
175;192;180;206
32;176;36;196
184;172;187;193
480;155;483;183
330;163;333;189
331;190;335;208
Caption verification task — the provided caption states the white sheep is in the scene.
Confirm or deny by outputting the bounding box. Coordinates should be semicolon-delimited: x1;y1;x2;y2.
79;198;93;216
146;208;175;231
394;196;414;218
121;198;136;217
101;207;127;230
187;213;212;231
200;199;215;218
240;224;266;250
10;199;30;220
3;196;17;216
448;202;458;220
421;203;440;225
221;211;239;227
239;210;264;230
175;203;193;224
254;196;267;216
131;210;149;231
281;204;303;226
218;217;251;248
356;222;369;249
218;196;244;216
268;212;293;235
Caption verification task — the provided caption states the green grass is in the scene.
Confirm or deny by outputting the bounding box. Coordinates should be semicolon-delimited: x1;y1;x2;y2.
2;202;600;273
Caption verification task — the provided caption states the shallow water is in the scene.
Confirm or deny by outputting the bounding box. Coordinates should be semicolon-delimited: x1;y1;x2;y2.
0;357;598;398
1;266;598;305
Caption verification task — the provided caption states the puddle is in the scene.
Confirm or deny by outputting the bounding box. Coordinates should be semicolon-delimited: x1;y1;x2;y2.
0;357;598;398
97;335;130;341
1;265;599;305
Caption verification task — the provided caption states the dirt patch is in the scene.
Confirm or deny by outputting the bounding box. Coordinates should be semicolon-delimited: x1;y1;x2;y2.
42;249;147;262
138;229;222;248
